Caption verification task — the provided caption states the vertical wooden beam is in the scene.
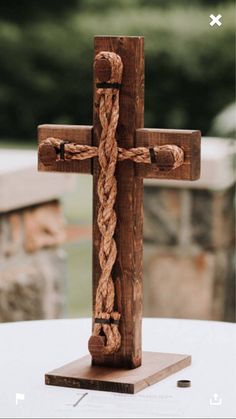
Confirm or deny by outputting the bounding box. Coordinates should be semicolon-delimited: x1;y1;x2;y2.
92;36;144;368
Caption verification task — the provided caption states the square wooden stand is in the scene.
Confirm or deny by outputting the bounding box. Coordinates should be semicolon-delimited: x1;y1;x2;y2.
45;352;191;394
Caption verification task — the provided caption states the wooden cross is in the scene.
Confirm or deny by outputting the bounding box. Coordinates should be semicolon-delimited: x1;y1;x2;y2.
38;36;200;393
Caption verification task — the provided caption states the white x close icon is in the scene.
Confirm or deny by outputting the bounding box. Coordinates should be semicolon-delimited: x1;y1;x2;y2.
209;14;222;27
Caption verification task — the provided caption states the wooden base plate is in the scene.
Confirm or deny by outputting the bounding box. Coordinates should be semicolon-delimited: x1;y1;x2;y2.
45;352;191;394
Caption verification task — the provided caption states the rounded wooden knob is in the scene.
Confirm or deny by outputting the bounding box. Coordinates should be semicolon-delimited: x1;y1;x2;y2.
88;335;105;358
94;58;112;82
157;150;175;171
38;143;57;166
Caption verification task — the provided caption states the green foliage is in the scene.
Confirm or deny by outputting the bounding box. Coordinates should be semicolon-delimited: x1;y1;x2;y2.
0;0;78;23
0;2;234;140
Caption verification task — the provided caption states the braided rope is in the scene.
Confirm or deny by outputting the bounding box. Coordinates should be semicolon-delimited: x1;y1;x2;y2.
89;51;123;354
43;139;183;170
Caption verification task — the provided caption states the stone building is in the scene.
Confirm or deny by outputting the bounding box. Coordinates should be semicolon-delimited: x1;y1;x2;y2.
0;149;74;322
143;138;235;321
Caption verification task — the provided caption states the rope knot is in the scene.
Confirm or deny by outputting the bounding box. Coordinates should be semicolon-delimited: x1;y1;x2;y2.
94;51;123;92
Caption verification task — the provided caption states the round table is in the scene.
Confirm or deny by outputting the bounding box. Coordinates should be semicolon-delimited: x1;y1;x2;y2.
0;318;235;418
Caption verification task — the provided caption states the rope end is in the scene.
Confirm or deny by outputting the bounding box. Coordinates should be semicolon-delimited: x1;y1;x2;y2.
149;146;184;171
88;335;105;358
94;57;112;82
38;142;57;166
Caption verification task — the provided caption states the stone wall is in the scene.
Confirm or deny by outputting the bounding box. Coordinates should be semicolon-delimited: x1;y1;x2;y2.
0;201;66;322
143;138;235;322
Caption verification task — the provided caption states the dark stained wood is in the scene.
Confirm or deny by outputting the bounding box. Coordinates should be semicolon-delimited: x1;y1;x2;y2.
149;145;184;170
38;124;93;174
88;335;106;358
155;149;175;169
38;142;57;167
92;36;144;368
45;351;191;394
94;58;112;82
135;128;201;180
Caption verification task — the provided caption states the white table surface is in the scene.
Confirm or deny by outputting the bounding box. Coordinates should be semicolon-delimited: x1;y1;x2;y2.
0;318;235;418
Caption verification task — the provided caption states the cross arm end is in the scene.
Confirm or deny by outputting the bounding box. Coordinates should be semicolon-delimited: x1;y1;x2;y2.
135;128;201;181
38;124;93;175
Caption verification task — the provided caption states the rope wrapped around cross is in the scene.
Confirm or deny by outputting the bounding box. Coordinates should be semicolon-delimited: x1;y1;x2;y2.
39;52;184;357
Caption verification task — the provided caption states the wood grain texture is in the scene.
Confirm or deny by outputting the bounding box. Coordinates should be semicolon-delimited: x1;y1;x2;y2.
45;352;191;394
38;142;58;167
92;36;144;368
94;58;112;82
38;124;93;174
135;128;201;180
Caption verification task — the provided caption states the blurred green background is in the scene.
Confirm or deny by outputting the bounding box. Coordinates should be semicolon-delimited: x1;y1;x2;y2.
0;0;235;317
0;0;235;142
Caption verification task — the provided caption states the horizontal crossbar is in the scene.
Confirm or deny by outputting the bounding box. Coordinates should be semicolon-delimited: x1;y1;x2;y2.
39;137;184;172
38;124;200;180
